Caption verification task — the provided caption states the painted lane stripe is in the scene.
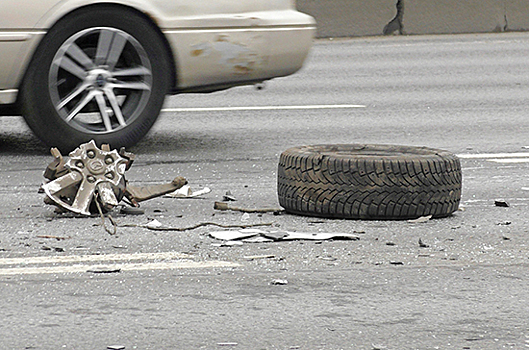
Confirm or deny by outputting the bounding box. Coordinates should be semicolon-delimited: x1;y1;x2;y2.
0;252;240;275
487;158;529;164
0;252;192;265
161;104;366;113
0;261;240;276
457;152;529;159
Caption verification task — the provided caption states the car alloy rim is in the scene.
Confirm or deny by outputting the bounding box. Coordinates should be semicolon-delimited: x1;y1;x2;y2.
49;27;153;134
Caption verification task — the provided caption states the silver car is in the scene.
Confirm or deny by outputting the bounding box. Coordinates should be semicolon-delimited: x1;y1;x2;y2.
0;1;315;151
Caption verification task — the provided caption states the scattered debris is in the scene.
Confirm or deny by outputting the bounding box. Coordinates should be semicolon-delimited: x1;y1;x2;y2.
270;279;288;285
165;185;211;198
87;266;121;274
41;140;187;216
124;221;273;232
146;219;163;229
214;201;284;214
211;241;244;247
119;206;145;216
37;235;70;240
494;200;510;207
244;254;276;260
209;229;360;243
210;229;264;241
407;215;432;223
497;221;512;226
418;238;430;248
42;246;65;252
223;190;237;201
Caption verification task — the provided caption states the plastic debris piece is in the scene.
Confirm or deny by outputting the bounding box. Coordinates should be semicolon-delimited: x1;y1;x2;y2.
407;215;432;223
209;229;266;241
87;266;121;274
244;254;275;260
494;200;510;207
270;279;288;285
209;229;359;242
211;241;244;247
280;231;359;241
418;238;430;248
107;346;126;350
166;185;211;198
120;206;145;215
214;201;283;213
242;236;274;243
146;219;163;229
223;191;237;201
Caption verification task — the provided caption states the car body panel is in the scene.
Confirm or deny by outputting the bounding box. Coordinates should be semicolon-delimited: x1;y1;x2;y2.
0;0;315;102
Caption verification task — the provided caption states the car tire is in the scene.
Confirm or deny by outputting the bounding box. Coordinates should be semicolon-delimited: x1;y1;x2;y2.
21;6;171;152
277;144;462;220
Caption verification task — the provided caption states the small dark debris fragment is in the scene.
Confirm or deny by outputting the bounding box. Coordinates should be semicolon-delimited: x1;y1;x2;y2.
495;200;510;207
107;346;125;350
502;236;511;241
497;221;512;226
418;238;430;248
120;206;145;215
389;261;403;265
223;191;237;202
386;242;396;246
87;267;121;274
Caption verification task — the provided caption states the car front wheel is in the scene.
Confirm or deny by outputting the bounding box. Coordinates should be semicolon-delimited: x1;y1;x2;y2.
21;6;171;152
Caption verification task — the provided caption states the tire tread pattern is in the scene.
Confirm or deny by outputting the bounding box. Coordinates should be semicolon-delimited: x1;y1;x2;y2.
277;144;462;219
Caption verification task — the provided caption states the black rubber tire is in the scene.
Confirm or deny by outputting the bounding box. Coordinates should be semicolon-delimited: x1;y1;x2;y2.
277;144;462;220
21;6;171;153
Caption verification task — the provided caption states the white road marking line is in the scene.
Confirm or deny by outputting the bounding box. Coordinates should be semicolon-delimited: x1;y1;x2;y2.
457;152;529;159
0;252;240;275
161;104;366;113
487;159;529;163
0;261;240;276
0;252;191;265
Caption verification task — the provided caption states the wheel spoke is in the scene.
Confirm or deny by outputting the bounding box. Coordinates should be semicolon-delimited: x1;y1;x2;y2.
57;82;90;110
95;29;114;66
95;92;113;131
109;81;151;91
65;90;97;122
112;66;151;77
66;43;95;69
71;180;97;215
54;56;87;80
103;87;126;126
106;32;128;70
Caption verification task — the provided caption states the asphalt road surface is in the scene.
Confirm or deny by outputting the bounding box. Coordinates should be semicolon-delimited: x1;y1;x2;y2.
1;33;529;350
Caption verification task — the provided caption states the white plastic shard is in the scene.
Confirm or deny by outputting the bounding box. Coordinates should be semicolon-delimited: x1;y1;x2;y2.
209;229;360;242
165;185;211;198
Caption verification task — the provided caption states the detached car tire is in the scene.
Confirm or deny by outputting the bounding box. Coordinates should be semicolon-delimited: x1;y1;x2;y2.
21;6;171;152
277;144;462;220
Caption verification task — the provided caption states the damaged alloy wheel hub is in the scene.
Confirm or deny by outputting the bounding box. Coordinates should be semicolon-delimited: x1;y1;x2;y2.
41;140;187;215
42;140;128;215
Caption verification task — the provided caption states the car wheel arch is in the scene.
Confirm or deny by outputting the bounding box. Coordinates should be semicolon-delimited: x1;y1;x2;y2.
21;3;177;95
